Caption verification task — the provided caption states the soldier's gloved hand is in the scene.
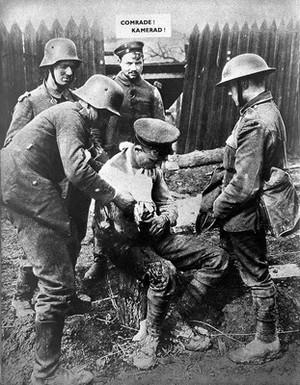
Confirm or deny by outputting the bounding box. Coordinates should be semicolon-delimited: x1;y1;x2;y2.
113;191;136;216
144;214;170;237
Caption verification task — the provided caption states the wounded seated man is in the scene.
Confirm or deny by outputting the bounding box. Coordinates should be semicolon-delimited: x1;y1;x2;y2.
96;118;228;369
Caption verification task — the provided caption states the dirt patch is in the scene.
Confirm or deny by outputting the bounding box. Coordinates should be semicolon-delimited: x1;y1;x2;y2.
1;162;300;385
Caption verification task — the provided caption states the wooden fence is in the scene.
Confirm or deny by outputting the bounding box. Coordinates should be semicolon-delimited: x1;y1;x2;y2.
177;20;300;156
0;17;105;147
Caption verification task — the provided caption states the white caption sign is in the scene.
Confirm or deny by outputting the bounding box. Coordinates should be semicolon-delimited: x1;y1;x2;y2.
116;14;171;38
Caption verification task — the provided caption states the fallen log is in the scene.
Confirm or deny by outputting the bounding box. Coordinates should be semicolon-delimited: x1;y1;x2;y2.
167;147;225;169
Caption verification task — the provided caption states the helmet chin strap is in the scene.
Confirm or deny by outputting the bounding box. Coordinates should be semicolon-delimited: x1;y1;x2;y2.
237;81;246;108
49;67;74;93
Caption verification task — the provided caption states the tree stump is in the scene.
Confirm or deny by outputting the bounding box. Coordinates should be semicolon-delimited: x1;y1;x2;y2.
117;271;147;329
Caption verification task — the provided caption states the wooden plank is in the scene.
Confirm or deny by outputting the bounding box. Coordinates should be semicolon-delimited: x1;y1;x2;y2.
269;264;300;279
24;21;38;90
177;24;199;153
51;19;64;39
36;21;51;84
91;21;106;75
8;23;25;109
192;24;211;151
0;20;11;146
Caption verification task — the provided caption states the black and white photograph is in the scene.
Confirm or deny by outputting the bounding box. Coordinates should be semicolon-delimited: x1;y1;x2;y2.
1;0;299;384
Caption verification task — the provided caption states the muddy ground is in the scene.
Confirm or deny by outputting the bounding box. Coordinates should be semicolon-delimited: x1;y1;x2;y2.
1;162;300;385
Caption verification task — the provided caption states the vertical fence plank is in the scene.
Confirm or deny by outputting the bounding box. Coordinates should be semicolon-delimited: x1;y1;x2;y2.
8;23;26;108
23;21;38;90
0;21;12;144
214;23;232;145
177;24;199;153
190;24;211;152
36;21;51;84
203;22;222;149
51;19;64;39
91;21;106;75
65;17;82;88
79;17;92;81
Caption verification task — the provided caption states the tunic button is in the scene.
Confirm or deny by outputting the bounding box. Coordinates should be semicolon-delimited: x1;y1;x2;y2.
95;188;100;192
32;180;38;186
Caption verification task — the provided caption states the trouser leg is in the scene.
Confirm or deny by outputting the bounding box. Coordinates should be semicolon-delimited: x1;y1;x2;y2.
106;237;177;336
33;320;63;379
84;202;108;281
152;233;228;320
223;230;280;363
224;229;278;342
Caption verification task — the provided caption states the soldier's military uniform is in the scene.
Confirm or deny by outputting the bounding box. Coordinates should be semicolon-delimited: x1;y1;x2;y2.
102;41;165;156
85;41;166;282
96;118;228;370
1;74;124;385
4;83;75;146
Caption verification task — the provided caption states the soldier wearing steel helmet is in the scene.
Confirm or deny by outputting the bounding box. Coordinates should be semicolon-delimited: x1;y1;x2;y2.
3;38;100;319
1;74;135;385
213;53;287;363
95;118;228;370
4;38;82;145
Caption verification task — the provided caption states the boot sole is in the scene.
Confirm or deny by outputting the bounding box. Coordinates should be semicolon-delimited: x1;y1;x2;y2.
229;349;283;365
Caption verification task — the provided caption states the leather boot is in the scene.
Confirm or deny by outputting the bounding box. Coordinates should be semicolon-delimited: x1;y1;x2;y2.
164;309;211;351
132;334;160;370
229;284;281;364
84;254;108;281
12;265;37;318
229;336;281;364
31;321;93;385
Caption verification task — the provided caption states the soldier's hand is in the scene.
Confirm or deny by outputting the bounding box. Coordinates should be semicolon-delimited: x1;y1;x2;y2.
113;191;136;213
144;214;169;237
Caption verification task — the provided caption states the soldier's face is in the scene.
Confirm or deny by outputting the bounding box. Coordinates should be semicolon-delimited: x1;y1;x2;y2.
52;60;76;87
119;52;144;80
134;145;166;169
228;83;239;107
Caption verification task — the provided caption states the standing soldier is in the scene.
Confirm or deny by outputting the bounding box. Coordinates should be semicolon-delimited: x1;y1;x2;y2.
4;38;106;318
1;74;132;385
213;54;284;363
84;40;166;281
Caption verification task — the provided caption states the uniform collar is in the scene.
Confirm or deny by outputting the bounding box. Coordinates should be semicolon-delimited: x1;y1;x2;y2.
42;80;72;101
240;91;273;115
116;71;142;86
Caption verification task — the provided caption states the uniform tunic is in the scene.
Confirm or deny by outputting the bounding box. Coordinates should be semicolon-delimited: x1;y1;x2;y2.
102;72;165;155
213;91;287;341
4;82;74;146
94;143;228;332
1;102;116;322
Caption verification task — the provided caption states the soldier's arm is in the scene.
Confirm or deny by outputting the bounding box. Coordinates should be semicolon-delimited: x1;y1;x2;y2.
213;116;265;220
152;169;178;226
152;87;166;121
4;94;33;146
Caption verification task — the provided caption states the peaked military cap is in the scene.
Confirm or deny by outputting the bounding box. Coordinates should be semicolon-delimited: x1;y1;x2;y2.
134;118;180;155
114;41;144;58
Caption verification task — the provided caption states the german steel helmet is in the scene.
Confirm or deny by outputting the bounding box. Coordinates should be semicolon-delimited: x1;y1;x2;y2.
71;74;124;116
216;53;276;86
39;38;82;67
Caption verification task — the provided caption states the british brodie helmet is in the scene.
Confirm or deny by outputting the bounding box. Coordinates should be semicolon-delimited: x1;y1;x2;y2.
216;53;276;86
71;74;124;116
39;38;82;68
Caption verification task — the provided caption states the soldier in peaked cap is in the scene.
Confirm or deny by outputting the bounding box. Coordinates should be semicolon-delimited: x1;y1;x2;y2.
93;118;228;370
85;40;166;281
